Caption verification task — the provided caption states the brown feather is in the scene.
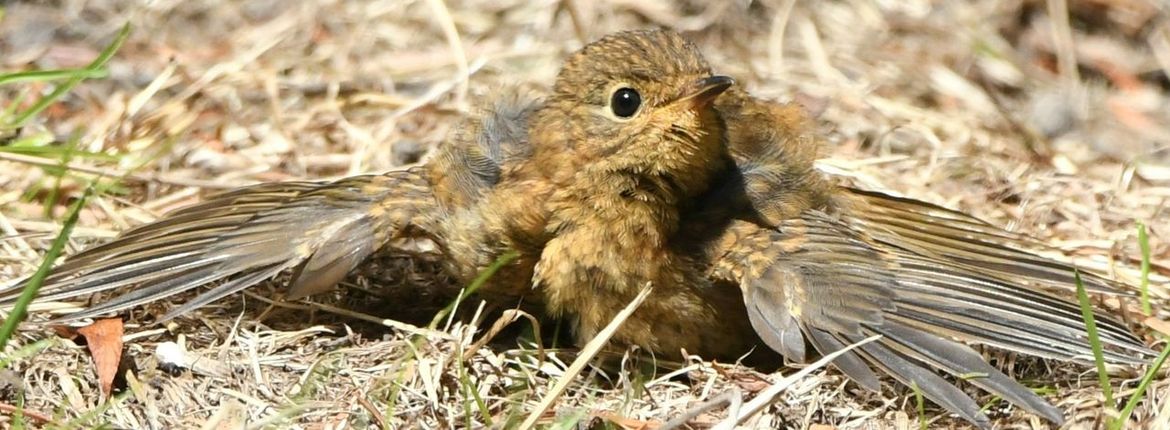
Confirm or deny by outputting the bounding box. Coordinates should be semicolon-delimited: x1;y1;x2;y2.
2;169;437;322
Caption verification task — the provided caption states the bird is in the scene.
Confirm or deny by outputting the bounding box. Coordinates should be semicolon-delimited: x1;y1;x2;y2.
2;29;1152;428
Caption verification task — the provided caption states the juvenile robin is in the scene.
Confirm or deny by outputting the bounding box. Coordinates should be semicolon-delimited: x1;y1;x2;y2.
3;29;1152;428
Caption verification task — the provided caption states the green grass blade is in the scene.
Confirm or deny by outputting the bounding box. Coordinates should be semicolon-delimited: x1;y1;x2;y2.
49;391;129;430
0;186;93;351
1113;222;1162;428
912;382;927;430
0;338;55;369
8;22;130;128
0;68;109;86
457;352;493;427
430;250;519;330
11;392;25;430
0;144;119;161
1074;269;1114;413
1114;343;1170;428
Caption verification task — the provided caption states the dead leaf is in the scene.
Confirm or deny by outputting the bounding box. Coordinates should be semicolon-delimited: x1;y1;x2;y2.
50;324;77;339
76;318;124;398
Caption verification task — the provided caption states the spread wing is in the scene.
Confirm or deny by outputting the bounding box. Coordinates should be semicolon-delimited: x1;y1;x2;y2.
2;89;544;323
0;170;437;322
713;189;1151;428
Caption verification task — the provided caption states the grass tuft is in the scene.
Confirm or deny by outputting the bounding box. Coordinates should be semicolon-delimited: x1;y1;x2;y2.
1112;226;1166;429
456;342;493;427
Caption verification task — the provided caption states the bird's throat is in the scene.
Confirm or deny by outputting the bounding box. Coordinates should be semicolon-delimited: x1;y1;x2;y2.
555;169;687;240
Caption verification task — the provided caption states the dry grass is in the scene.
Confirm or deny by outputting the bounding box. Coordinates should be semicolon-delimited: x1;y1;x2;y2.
1;0;1168;428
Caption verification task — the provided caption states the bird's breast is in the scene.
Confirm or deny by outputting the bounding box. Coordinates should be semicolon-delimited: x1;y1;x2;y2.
532;184;762;359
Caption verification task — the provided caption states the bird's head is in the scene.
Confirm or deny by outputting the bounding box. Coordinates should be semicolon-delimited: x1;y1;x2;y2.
532;29;733;200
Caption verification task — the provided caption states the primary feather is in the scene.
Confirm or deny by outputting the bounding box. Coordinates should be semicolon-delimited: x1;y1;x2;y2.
727;190;1149;427
2;170;437;322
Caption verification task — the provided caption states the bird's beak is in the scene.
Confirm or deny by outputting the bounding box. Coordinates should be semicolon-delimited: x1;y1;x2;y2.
674;75;734;109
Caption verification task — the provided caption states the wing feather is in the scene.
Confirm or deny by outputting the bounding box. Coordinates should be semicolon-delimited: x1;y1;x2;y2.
1;169;436;322
721;190;1150;428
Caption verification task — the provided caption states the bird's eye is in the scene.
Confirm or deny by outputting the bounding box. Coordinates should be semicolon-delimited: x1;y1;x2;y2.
610;87;641;118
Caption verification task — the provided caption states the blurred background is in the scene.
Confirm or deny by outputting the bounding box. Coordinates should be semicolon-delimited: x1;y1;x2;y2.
0;0;1167;428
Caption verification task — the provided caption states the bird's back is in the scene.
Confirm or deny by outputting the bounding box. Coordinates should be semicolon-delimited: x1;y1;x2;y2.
427;88;543;213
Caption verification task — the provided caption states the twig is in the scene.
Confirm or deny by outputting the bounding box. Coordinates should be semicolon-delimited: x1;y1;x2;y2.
659;389;742;430
517;284;653;430
464;308;545;365
356;392;390;429
659;335;881;428
1046;0;1080;84
734;335;881;424
241;291;456;341
426;0;470;105
0;402;54;425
